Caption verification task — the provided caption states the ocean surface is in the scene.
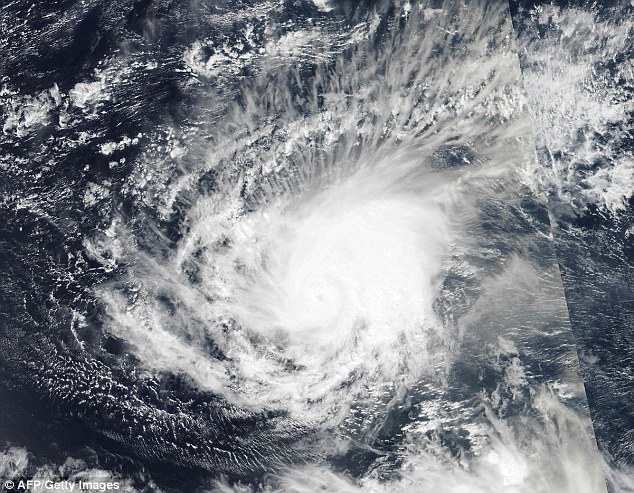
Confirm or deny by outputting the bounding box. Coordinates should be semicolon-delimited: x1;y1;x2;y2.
1;1;632;492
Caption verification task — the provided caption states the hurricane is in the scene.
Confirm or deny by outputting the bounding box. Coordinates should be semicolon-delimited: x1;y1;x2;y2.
1;0;632;492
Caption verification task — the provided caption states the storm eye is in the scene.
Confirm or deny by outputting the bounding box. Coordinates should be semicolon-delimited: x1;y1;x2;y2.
232;172;449;357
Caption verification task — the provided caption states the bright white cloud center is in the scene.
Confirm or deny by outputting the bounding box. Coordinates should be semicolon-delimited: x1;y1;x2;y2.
233;164;450;354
